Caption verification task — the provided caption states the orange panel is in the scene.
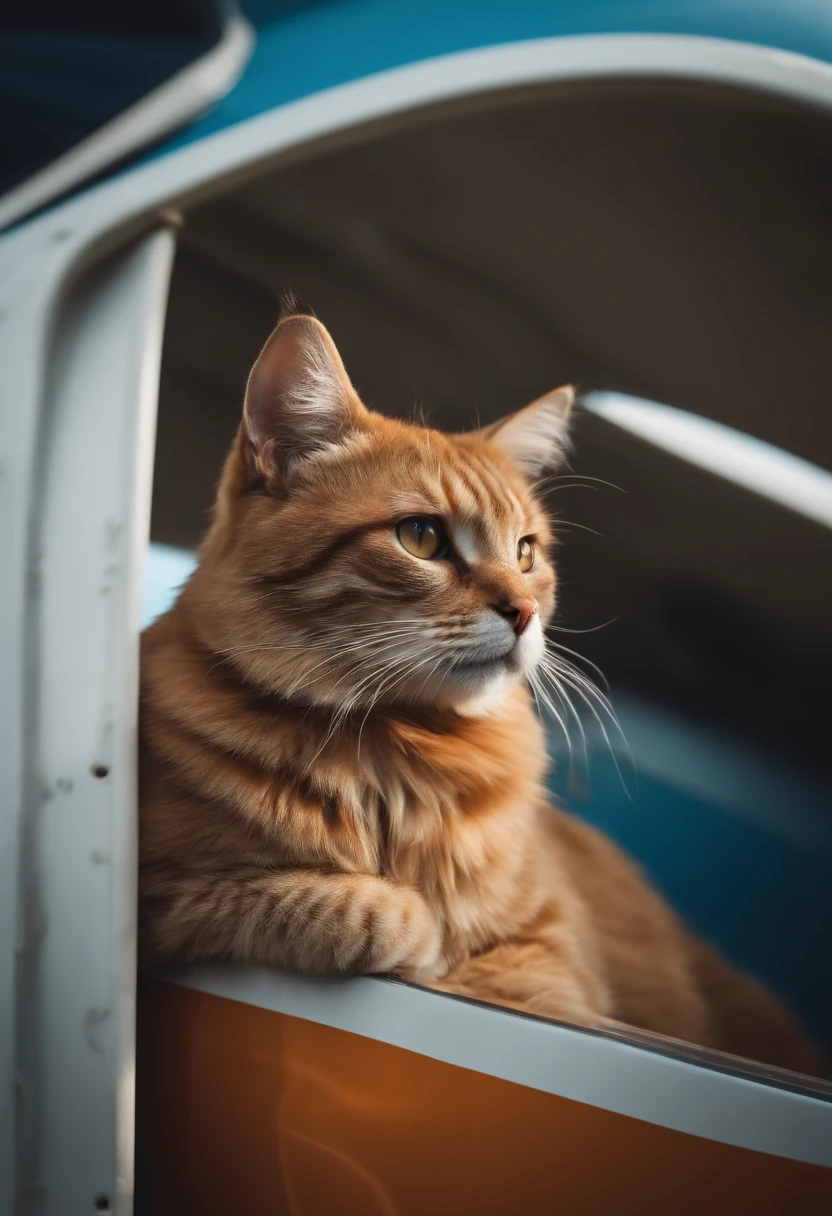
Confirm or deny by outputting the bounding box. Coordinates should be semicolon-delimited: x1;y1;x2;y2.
137;981;831;1215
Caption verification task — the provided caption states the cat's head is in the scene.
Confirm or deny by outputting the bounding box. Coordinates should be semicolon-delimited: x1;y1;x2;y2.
189;308;573;715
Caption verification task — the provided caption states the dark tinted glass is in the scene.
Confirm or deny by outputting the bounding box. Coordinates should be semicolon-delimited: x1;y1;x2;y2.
0;1;224;199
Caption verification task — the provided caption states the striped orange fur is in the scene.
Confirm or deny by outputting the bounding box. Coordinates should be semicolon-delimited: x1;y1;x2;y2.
139;310;820;1073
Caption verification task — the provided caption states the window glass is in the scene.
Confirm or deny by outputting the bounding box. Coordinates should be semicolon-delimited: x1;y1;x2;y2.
0;1;224;199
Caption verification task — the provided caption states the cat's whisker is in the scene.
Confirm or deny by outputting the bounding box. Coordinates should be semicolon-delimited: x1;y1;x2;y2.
302;663;385;764
305;644;430;765
346;644;427;710
528;669;574;769
536;482;600;494
364;649;438;717
550;519;602;538
346;637;431;707
212;627;426;673
214;624;427;655
538;652;635;799
547;616;621;636
323;639;426;721
335;654;425;712
544;667;590;768
321;617;435;631
539;656;618;734
543;655;618;722
254;633;408;699
208;632;423;685
297;621;446;649
527;670;545;728
287;634;425;697
544;640;612;694
319;619;463;639
534;472;626;495
356;651;439;757
535;661;589;764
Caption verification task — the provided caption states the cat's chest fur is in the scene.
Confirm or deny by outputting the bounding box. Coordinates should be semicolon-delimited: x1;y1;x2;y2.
142;620;551;960
319;687;550;955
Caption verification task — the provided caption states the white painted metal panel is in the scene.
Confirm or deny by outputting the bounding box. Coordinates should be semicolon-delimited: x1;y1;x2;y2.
2;230;174;1215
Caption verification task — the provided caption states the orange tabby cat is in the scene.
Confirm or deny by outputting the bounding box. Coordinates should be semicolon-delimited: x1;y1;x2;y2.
139;307;819;1074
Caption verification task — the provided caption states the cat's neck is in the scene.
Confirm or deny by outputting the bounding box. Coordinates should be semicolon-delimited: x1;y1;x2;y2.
141;599;549;895
141;599;544;781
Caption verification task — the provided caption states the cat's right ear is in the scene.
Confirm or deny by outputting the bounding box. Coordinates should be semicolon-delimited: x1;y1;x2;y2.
242;313;365;489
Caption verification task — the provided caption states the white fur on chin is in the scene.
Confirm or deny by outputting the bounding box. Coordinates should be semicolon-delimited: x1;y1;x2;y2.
456;670;515;717
455;617;544;717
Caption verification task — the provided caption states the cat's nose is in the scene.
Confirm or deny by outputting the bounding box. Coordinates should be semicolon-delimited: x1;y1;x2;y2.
494;594;538;636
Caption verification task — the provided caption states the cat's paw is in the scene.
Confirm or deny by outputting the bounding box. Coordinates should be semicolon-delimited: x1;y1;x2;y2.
364;883;445;982
395;929;446;985
391;894;446;984
397;953;446;985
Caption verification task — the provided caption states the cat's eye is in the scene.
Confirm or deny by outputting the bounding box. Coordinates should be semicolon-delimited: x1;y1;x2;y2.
518;537;535;572
397;517;447;560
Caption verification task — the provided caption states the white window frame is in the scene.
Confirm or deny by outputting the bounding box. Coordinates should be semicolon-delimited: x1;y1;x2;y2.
0;229;176;1215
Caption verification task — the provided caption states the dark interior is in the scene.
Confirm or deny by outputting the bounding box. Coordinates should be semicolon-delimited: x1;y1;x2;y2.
0;0;225;200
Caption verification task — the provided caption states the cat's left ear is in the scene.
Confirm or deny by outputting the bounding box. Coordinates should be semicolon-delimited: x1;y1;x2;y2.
242;313;366;487
478;386;574;476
